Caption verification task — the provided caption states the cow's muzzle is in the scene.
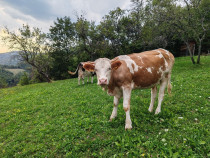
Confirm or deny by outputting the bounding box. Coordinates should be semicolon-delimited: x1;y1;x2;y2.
98;78;107;85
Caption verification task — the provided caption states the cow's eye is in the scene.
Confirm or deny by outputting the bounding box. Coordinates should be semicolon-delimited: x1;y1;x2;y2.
108;68;111;71
95;69;98;72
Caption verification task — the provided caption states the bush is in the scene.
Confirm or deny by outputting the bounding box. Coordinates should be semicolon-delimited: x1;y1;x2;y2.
19;72;30;86
0;77;8;88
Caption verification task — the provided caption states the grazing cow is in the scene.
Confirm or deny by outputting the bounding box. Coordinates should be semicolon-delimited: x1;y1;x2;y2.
83;48;174;130
68;62;95;85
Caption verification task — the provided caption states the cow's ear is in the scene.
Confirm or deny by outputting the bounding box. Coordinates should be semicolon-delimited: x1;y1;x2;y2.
83;63;95;72
111;61;121;70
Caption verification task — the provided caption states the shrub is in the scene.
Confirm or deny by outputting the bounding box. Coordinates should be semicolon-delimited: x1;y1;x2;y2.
19;72;30;86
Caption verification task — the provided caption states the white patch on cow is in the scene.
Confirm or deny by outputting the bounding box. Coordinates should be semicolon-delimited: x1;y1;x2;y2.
163;58;168;68
131;81;135;89
138;56;144;64
155;50;164;58
158;66;164;74
160;48;170;56
155;49;169;68
118;55;138;74
146;67;152;73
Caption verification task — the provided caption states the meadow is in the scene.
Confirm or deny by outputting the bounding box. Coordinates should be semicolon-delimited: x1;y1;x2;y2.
0;56;209;157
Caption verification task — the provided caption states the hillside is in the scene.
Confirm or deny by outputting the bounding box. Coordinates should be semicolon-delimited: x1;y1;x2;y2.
0;51;20;66
0;56;209;157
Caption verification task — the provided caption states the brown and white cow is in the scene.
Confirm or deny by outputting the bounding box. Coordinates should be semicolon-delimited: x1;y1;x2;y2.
68;62;95;85
83;48;174;130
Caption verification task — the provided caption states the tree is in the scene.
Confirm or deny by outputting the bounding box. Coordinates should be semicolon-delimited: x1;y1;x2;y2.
99;8;132;57
183;0;210;63
48;17;76;79
1;25;53;82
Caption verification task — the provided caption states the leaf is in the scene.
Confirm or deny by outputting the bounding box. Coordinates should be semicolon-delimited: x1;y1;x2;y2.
199;141;206;145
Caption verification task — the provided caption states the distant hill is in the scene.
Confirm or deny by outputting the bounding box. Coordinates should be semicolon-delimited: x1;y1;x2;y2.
0;51;20;66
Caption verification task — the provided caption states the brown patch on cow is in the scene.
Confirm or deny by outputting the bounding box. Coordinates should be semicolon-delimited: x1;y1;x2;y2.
123;107;129;112
128;50;167;88
83;63;95;72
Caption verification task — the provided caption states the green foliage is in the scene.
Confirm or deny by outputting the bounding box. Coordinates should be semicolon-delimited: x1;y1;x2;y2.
19;72;30;86
0;56;209;157
0;77;8;88
0;66;17;87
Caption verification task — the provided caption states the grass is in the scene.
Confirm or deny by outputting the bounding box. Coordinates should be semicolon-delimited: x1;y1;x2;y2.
0;56;210;157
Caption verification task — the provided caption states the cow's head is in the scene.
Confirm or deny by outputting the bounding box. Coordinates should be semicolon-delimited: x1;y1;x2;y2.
83;58;121;86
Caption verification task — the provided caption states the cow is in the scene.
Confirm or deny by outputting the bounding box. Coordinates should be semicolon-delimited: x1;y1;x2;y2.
83;48;175;130
68;62;95;85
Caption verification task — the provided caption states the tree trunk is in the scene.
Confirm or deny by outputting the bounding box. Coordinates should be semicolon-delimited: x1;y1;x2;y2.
197;40;202;64
39;71;52;83
185;41;195;64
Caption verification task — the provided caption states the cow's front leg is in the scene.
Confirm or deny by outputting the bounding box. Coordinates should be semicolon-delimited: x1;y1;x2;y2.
110;96;119;121
123;87;132;130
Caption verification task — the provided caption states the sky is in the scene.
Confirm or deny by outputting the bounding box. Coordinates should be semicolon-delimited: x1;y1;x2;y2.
0;0;132;53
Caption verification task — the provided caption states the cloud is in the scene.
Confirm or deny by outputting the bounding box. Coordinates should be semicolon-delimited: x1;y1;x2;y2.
0;0;132;31
1;0;54;20
0;0;132;53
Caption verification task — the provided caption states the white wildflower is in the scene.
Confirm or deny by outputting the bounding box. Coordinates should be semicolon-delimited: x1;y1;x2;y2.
161;138;166;142
164;129;169;132
178;117;183;119
195;118;198;121
164;143;167;146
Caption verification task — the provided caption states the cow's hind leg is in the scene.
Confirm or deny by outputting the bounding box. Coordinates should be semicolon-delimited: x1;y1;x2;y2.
148;86;157;112
110;96;120;121
91;76;93;83
155;78;168;114
87;76;89;83
82;76;85;84
78;76;81;85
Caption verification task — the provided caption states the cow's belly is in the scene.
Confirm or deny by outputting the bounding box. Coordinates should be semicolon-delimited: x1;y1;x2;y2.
83;71;92;77
132;68;164;88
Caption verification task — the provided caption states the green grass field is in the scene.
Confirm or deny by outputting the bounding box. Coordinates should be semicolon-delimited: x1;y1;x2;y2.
0;56;209;157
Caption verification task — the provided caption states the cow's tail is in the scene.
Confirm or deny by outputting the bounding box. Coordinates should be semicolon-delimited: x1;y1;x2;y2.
68;63;80;75
167;72;172;96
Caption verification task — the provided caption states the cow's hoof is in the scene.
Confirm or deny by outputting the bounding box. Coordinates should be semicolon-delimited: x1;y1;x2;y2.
148;108;153;113
155;110;161;115
109;118;113;122
125;124;132;130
